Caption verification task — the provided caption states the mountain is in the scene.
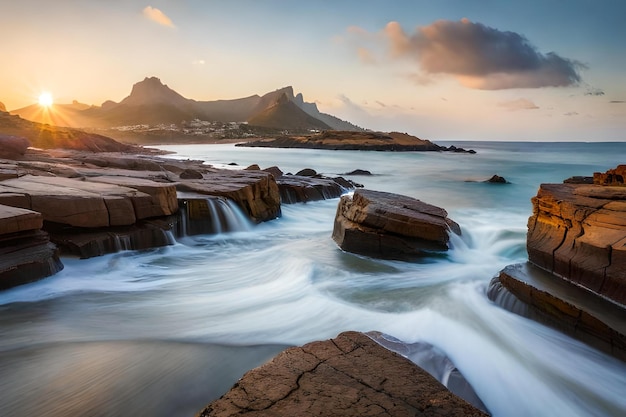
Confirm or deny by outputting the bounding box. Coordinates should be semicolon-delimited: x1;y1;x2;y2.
9;77;361;132
247;92;331;130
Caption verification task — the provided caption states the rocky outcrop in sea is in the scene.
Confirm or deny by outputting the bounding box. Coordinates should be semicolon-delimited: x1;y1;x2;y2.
488;165;626;360
332;189;461;260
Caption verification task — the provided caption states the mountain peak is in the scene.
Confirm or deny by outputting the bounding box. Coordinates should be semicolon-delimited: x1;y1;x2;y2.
121;76;188;107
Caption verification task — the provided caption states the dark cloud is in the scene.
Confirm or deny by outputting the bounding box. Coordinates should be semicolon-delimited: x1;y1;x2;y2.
375;100;387;107
585;88;605;96
383;19;583;90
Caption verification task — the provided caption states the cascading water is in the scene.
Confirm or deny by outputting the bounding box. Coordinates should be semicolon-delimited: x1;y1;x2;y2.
177;196;253;236
1;142;626;417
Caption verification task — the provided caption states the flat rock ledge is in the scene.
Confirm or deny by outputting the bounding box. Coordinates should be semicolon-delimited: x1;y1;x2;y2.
488;263;626;361
197;331;488;417
332;189;461;260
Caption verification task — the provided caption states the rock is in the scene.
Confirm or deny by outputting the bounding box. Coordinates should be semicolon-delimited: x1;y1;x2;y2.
344;169;372;176
485;174;508;184
332;189;461;260
0;205;64;289
180;169;204;179
0;135;30;159
175;170;281;223
197;331;488;417
262;166;283;179
563;176;593;184
295;168;317;177
48;217;177;259
526;181;626;305
277;176;344;204
594;165;626;186
0;175;177;228
488;263;626;361
0;102;6;112
245;164;260;171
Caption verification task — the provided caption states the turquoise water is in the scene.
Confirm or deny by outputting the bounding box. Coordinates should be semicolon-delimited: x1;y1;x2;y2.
0;141;625;416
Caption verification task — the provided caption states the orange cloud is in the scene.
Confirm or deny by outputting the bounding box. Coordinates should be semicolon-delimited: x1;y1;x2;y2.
357;47;376;65
143;6;175;28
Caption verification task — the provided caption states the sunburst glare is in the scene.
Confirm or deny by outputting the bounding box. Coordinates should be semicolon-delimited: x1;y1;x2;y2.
38;92;53;107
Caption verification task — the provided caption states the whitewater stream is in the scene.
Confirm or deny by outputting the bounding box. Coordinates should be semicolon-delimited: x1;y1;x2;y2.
0;141;625;417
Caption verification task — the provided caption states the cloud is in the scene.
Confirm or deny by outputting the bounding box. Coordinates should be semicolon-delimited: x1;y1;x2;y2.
357;47;377;64
610;100;625;104
585;87;605;96
564;111;579;116
498;98;539;111
143;6;175;28
378;18;582;90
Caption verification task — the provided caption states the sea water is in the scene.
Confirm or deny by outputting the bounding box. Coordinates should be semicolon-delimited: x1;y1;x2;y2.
0;141;625;417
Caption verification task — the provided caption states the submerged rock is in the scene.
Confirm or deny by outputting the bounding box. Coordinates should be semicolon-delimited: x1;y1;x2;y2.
332;189;460;260
196;331;488;417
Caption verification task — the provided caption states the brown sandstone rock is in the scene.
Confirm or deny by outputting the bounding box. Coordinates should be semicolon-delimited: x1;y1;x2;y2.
197;331;487;417
277;175;345;204
175;170;281;223
489;263;626;361
332;189;460;260
527;182;626;305
0;135;30;159
0;204;63;289
594;165;626;186
0;175;177;228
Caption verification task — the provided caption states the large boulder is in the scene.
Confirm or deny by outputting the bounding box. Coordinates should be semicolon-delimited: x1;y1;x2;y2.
332;189;460;260
526;180;626;305
0;135;30;159
197;331;487;417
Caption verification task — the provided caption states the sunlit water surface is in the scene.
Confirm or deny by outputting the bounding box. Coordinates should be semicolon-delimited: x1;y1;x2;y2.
1;141;625;416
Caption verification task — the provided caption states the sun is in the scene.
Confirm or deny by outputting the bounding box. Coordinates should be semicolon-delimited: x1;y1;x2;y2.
38;92;54;107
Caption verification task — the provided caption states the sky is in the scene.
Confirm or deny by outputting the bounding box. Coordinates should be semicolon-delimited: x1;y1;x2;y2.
1;0;625;141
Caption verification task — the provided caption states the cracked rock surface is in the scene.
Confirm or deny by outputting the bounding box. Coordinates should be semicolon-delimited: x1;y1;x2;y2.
197;331;488;417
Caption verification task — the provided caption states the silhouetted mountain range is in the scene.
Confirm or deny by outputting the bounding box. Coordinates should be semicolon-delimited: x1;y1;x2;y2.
10;77;363;132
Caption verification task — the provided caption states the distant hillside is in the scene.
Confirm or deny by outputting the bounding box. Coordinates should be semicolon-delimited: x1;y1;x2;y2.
0;108;135;152
10;101;94;128
9;77;362;133
239;130;444;151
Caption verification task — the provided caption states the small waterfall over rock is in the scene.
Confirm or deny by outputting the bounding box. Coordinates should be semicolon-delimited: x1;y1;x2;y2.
177;196;253;236
486;277;531;317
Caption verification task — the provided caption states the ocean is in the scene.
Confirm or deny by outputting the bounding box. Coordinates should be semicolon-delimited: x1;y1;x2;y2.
0;141;625;416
